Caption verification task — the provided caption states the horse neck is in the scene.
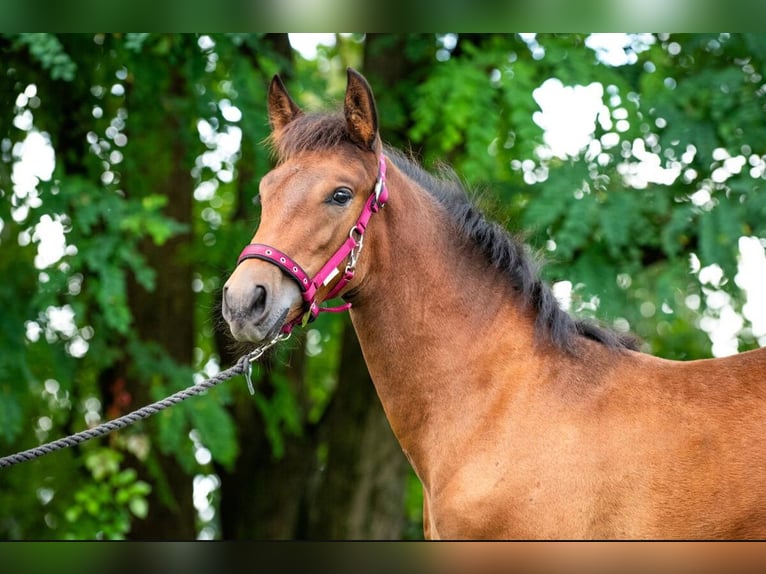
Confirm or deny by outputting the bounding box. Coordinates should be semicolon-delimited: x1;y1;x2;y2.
348;162;545;478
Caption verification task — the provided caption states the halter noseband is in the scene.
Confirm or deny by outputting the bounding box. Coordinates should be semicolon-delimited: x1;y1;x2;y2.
235;155;389;334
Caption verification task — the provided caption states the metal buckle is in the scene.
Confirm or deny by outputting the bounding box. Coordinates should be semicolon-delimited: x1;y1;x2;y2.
347;225;364;273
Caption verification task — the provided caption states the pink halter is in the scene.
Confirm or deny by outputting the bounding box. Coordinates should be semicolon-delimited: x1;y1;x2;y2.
235;155;389;334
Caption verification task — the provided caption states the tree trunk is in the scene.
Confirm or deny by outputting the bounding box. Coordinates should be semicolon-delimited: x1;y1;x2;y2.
122;50;196;540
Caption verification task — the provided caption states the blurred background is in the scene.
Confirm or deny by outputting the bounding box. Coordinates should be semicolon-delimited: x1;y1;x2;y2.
1;33;765;539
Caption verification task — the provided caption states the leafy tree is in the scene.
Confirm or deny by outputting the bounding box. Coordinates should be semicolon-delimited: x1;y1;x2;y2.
1;33;764;540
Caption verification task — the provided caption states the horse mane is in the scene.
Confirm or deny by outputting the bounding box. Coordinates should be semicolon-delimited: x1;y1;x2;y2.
384;149;639;353
269;110;639;353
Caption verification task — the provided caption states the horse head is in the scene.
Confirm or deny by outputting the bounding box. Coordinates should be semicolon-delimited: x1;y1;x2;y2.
222;69;385;343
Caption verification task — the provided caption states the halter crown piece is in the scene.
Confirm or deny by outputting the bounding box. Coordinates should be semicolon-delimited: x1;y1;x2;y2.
235;155;389;334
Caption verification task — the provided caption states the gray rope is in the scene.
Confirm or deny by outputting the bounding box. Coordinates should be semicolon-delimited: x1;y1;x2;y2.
0;354;253;469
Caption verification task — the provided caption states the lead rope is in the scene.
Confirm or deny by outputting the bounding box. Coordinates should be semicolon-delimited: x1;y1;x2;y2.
0;333;287;469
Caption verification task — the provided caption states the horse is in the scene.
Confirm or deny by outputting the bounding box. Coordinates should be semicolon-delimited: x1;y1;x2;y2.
221;68;766;539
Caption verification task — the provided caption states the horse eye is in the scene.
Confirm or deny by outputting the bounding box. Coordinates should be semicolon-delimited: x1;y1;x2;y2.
329;187;353;206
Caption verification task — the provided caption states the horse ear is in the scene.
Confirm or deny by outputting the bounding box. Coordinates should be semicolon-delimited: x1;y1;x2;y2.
268;74;303;132
344;68;380;152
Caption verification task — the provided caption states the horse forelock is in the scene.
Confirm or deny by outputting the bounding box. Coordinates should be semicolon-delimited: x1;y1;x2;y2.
269;111;352;162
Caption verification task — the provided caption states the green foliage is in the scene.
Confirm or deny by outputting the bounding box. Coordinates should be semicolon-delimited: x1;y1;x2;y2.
11;34;77;81
0;33;263;539
187;398;238;468
253;369;304;460
0;386;24;442
123;195;187;246
123;33;151;53
411;36;541;183
129;338;238;471
61;448;151;539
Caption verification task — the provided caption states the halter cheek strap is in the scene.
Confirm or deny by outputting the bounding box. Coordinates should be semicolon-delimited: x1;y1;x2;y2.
236;155;389;334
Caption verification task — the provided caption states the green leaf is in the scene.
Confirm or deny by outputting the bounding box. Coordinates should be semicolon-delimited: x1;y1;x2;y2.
112;468;138;487
129;497;149;519
188;398;239;470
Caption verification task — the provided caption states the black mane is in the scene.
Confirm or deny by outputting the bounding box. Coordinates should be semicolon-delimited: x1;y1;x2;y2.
384;148;638;353
271;111;638;353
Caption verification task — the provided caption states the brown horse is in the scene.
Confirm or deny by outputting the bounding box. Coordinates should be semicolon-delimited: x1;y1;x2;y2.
222;68;766;539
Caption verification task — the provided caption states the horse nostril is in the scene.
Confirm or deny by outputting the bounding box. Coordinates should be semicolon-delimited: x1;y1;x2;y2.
222;285;232;316
250;285;267;318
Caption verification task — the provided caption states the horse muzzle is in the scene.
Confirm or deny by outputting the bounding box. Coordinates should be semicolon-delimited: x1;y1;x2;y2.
222;261;302;343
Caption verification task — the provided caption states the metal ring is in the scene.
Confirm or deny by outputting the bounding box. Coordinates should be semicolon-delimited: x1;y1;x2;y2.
349;225;363;243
